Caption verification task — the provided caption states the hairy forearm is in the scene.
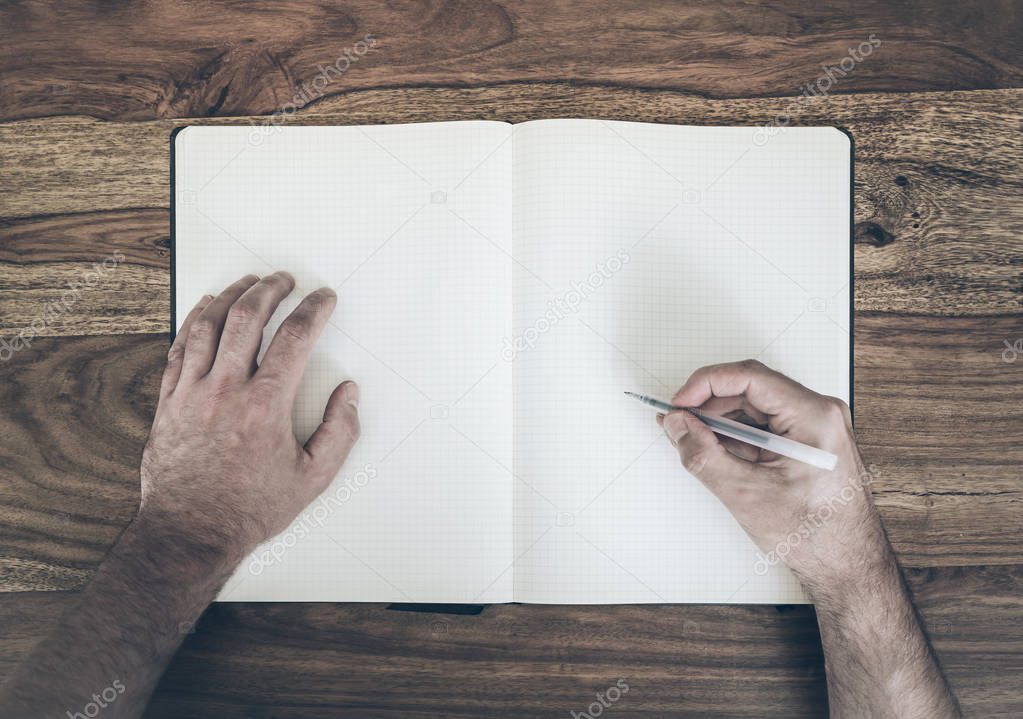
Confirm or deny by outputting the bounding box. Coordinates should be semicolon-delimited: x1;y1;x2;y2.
804;543;961;719
0;511;241;719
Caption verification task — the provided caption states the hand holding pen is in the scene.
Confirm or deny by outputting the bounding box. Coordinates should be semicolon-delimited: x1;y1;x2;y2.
632;359;881;592
637;359;960;718
625;392;838;470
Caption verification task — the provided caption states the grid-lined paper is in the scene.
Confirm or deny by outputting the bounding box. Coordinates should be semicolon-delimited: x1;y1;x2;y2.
175;123;515;602
511;121;849;604
174;121;850;604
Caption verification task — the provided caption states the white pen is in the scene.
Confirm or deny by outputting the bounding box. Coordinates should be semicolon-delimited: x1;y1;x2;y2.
624;391;838;471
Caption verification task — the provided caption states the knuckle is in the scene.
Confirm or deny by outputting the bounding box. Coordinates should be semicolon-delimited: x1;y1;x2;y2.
188;316;216;340
738;358;765;372
265;272;292;289
683;448;712;475
248;377;279;405
200;384;231;412
227;301;257;324
825;397;852;424
281;317;311;343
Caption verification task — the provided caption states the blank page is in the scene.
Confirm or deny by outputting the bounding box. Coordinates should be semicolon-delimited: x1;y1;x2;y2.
511;120;850;603
174;123;515;602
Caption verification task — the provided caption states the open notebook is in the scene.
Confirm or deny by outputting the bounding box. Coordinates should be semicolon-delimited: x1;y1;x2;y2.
172;121;851;604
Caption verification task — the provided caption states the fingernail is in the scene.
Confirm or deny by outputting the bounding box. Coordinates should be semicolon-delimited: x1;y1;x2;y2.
663;413;688;443
201;294;214;302
318;286;337;299
342;381;359;408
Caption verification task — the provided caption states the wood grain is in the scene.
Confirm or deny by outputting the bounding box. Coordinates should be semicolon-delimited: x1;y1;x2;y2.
0;210;171;336
1;1;1021;715
0;334;156;592
1;87;1020;339
3;0;1023;122
1;323;1019;594
0;565;1019;717
855;313;1023;566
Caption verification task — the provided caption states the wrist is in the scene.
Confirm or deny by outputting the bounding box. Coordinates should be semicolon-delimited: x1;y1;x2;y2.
796;533;903;610
65;508;243;658
119;506;246;587
786;510;896;593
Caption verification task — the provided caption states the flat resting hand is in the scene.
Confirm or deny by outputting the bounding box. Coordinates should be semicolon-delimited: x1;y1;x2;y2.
658;359;961;719
0;272;361;719
143;271;360;564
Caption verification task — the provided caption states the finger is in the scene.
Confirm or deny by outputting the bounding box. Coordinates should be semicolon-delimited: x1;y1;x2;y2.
717;435;763;462
695;408;770;461
160;294;213;399
697;395;770;426
257;287;337;398
180;274;260;382
659;410;773;473
303;381;360;487
661;410;761;490
671;359;814;419
211;271;295;379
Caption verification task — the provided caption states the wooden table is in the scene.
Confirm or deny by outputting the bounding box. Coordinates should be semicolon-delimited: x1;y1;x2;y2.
1;2;1021;716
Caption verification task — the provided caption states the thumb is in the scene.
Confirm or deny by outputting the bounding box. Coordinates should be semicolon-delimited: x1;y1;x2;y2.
662;411;755;487
304;381;361;486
